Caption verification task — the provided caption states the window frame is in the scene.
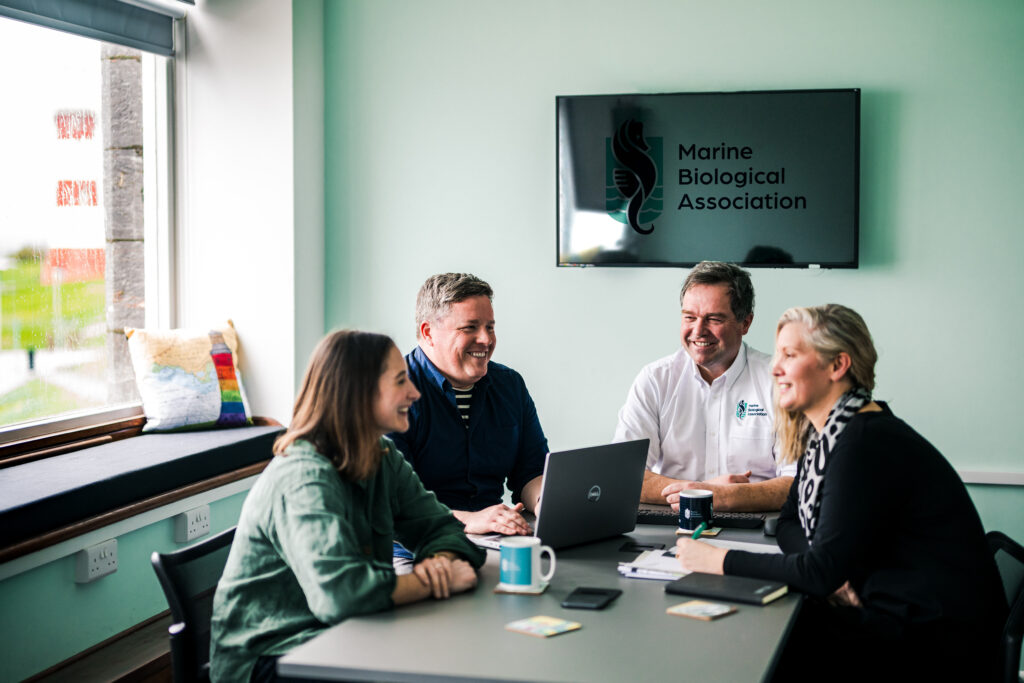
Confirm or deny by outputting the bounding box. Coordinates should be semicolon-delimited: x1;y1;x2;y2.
0;14;179;463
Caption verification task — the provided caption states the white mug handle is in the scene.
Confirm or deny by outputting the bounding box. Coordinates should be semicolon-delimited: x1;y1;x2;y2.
538;545;556;583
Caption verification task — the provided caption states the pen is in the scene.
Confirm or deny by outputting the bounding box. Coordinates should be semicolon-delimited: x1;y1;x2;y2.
691;522;708;540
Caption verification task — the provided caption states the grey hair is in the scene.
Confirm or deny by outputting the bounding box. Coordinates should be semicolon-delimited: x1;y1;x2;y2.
679;261;755;321
415;273;494;338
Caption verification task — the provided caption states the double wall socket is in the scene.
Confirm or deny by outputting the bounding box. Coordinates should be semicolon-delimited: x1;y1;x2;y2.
174;504;211;543
75;539;118;583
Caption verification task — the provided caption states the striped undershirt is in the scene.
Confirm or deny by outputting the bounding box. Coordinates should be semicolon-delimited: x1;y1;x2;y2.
453;386;473;427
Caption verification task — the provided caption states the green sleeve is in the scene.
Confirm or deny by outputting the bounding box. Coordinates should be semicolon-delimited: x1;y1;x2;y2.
267;459;397;623
384;441;487;568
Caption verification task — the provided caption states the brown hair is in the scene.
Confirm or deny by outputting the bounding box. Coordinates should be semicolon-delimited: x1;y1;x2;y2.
774;305;877;464
680;261;755;321
274;329;395;481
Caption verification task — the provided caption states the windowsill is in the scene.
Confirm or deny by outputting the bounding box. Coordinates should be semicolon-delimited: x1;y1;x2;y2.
0;410;146;468
0;424;283;564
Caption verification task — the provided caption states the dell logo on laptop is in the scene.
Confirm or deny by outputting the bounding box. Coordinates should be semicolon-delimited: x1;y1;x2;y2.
587;485;602;502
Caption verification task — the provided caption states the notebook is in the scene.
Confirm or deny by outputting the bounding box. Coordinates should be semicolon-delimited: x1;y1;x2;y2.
665;572;788;605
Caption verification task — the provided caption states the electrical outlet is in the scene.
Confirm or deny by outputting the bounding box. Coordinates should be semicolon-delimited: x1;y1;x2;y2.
174;504;211;543
75;539;118;583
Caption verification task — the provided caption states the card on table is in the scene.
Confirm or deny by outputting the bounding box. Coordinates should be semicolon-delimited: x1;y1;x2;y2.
505;615;582;638
666;600;738;621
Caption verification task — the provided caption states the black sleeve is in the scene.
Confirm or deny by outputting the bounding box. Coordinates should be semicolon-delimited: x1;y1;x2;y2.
724;418;885;596
506;374;549;502
774;473;808;554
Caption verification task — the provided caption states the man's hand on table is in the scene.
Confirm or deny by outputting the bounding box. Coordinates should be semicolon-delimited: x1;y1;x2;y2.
454;503;532;535
662;471;752;510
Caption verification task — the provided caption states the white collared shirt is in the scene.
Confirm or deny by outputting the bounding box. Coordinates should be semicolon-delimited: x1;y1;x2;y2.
613;343;795;482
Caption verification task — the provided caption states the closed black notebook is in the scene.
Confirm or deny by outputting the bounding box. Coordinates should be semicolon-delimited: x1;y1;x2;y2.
665;572;788;605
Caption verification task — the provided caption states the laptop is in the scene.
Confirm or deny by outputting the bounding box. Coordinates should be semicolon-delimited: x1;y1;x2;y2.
534;439;648;548
468;439;648;550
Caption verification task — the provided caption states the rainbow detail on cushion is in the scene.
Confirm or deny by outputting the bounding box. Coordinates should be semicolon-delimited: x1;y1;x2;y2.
209;330;248;426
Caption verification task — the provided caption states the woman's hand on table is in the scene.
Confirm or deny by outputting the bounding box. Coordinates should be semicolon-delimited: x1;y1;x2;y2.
448;559;478;594
414;555;454;598
413;556;478;598
675;538;727;575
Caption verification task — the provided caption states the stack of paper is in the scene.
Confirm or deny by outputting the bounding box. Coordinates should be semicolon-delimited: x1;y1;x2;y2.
704;539;783;555
617;549;688;580
617;539;782;581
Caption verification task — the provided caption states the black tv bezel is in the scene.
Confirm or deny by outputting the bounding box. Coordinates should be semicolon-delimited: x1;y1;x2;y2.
555;88;861;269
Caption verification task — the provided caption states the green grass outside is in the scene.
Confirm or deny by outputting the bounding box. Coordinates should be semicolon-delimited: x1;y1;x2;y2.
0;377;100;425
0;259;105;350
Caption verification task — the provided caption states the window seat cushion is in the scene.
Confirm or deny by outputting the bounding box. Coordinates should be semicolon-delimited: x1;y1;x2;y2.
0;425;282;548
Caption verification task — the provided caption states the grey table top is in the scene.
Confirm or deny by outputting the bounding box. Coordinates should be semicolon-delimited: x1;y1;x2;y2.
278;525;801;683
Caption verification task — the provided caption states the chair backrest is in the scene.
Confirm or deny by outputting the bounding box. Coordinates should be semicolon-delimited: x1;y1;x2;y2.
151;526;236;683
987;531;1024;683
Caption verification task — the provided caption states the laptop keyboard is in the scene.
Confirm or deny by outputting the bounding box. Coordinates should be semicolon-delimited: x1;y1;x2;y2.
636;504;765;529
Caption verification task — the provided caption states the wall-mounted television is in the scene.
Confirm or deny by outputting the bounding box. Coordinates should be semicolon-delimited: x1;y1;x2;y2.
556;89;860;268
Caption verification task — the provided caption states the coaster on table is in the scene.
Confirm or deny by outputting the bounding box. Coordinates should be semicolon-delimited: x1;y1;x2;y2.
505;615;581;638
675;526;722;537
494;581;549;595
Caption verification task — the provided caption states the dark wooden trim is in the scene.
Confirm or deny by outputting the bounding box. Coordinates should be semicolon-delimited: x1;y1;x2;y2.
0;416;146;468
115;652;172;683
0;415;281;469
117;653;171;683
0;459;271;564
26;610;172;682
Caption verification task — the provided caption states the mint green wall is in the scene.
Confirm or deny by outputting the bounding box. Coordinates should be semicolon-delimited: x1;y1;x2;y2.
0;492;248;681
322;0;1023;538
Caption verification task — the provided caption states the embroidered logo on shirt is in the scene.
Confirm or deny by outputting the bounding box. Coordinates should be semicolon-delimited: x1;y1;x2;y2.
737;400;768;419
587;485;602;502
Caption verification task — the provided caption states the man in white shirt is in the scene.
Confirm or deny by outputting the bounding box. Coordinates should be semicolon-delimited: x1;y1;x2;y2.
614;262;795;511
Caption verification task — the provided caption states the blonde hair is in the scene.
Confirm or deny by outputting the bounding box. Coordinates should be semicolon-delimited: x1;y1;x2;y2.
274;330;394;481
774;305;877;464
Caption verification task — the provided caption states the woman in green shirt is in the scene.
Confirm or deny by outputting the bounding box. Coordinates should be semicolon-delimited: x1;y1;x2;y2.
211;330;486;683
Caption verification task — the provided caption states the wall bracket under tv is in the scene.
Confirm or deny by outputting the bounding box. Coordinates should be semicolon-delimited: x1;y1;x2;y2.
556;88;860;268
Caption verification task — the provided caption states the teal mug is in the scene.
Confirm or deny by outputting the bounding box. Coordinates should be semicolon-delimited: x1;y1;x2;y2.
499;537;555;590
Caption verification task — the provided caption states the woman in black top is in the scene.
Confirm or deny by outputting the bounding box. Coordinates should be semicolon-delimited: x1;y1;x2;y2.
677;304;1006;681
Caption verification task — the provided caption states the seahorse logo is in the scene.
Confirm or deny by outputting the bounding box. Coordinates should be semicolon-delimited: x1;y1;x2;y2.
606;120;662;235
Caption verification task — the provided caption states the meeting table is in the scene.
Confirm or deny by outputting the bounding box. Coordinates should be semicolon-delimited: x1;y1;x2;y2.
277;523;800;682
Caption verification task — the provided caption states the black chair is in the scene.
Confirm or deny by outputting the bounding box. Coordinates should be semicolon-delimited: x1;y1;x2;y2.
987;531;1024;683
152;526;236;683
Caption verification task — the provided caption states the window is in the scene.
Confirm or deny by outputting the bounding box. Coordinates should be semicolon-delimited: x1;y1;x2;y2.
0;11;175;456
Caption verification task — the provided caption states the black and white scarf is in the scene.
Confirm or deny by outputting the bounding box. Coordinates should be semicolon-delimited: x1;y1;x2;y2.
797;387;872;543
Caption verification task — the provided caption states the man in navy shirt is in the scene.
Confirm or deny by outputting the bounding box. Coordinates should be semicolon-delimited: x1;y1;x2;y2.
389;273;547;536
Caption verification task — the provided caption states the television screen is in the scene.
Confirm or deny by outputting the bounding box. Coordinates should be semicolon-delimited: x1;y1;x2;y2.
556;89;859;268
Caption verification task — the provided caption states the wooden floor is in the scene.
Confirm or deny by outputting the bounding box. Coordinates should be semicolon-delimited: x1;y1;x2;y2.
32;614;172;682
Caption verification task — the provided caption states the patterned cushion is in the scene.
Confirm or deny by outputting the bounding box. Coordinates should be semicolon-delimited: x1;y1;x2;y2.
125;320;252;432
